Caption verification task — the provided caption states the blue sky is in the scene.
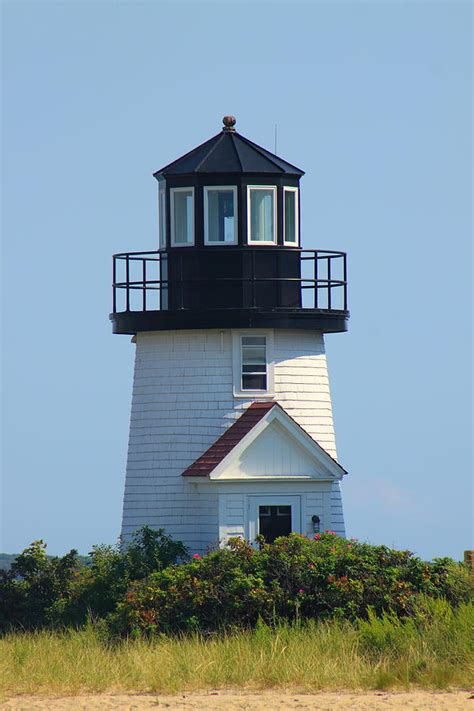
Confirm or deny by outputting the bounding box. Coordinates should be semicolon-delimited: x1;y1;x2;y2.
2;1;472;560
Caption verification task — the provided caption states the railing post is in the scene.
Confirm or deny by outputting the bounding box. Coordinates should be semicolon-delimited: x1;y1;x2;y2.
252;250;256;307
314;252;318;309
157;253;161;311
327;256;332;310
142;258;147;311
125;255;130;312
112;256;117;313
162;252;167;311
343;253;347;311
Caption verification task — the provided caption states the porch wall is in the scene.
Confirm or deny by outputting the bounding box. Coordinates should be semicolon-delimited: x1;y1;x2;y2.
212;482;334;547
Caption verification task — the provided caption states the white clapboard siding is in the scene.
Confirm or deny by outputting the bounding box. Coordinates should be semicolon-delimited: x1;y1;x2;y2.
121;328;346;553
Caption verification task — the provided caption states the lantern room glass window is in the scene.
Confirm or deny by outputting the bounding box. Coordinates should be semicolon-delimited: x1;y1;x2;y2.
283;187;298;245
158;184;166;249
241;335;267;390
170;187;194;246
204;186;237;244
248;186;276;244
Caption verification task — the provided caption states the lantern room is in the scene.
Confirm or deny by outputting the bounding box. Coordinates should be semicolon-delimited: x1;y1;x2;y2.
155;115;303;250
110;117;349;335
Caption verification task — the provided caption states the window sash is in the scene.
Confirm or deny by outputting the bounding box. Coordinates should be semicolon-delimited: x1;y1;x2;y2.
284;187;298;245
171;188;194;246
242;373;267;390
204;186;237;245
247;187;276;244
242;346;266;365
241;336;266;346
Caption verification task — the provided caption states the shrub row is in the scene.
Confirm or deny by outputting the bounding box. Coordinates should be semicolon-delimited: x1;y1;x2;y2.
110;533;472;636
0;529;471;636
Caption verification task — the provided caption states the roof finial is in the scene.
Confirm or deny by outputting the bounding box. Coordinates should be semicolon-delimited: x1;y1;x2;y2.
222;115;236;132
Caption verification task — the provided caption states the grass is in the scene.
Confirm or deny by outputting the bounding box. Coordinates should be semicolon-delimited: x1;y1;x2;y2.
0;599;472;698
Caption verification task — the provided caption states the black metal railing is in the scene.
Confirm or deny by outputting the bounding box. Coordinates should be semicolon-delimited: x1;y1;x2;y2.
112;249;347;313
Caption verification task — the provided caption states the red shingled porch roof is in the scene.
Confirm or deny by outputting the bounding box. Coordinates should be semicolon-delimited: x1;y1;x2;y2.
183;402;277;477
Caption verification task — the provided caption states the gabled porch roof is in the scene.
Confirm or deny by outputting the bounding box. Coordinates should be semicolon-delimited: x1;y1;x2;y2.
182;401;347;481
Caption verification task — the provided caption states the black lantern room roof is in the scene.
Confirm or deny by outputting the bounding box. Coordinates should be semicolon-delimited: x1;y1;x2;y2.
153;116;304;178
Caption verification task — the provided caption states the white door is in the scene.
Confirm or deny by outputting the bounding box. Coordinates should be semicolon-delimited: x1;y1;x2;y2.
248;495;301;543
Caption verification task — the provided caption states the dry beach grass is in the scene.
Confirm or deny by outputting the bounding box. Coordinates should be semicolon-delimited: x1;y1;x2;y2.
0;601;472;705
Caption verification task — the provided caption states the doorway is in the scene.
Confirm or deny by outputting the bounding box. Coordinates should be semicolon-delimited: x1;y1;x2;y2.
248;495;301;543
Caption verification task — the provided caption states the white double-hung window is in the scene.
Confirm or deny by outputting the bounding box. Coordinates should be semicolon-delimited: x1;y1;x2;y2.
232;331;274;397
170;187;194;246
248;186;276;244
204;186;237;244
283;187;298;245
241;335;267;391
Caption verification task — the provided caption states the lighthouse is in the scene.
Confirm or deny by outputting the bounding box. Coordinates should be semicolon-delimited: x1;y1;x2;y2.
111;116;349;553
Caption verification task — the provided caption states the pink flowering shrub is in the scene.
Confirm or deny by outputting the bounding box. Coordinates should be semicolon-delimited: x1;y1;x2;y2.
109;533;472;637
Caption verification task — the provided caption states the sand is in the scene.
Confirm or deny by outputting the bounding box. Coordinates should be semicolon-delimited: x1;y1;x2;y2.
1;691;473;710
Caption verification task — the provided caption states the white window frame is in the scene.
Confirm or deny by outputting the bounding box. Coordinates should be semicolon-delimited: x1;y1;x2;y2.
247;185;277;245
204;186;238;245
170;187;195;247
232;330;275;398
248;495;302;543
158;185;166;249
283;187;299;246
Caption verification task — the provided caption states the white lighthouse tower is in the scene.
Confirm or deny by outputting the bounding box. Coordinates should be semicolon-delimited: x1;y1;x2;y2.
111;116;349;554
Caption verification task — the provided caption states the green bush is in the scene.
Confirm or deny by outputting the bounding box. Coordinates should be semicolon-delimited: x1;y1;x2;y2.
68;526;188;623
0;527;188;632
109;533;472;637
0;540;80;631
